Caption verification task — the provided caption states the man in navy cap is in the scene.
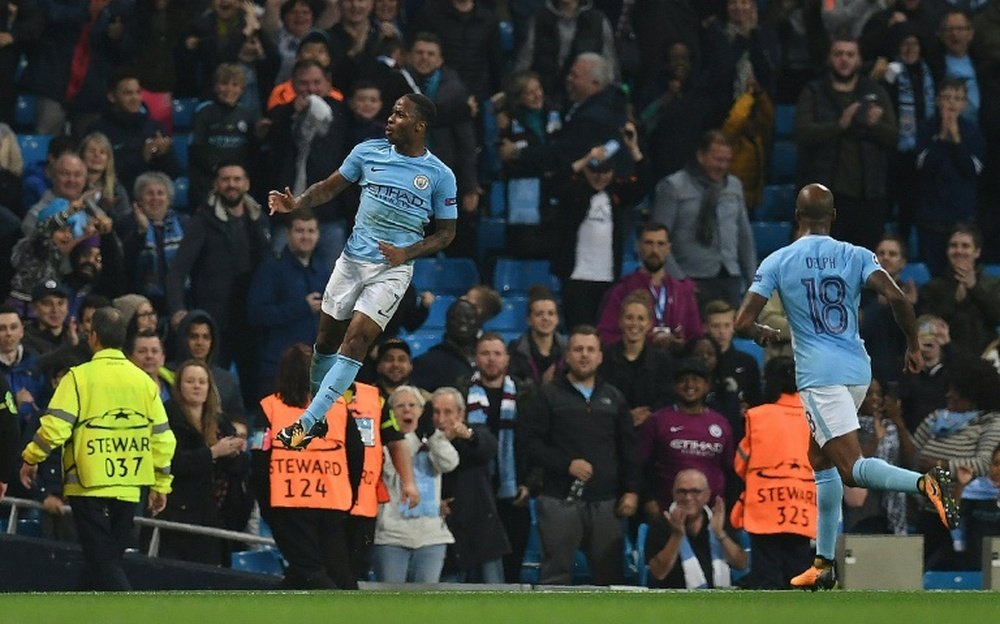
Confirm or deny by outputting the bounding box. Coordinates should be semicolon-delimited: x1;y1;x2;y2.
24;279;76;356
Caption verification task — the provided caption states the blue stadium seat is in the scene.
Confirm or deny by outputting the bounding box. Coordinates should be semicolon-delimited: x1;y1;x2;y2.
751;221;793;259
411;257;480;295
620;259;640;277
500;331;521;346
489;180;506;218
636;522;649;587
521;499;541;584
478;217;507;263
983;264;1000;279
15;94;37;131
172;97;199;133
17;134;51;164
483;296;529;332
922;570;981;590
494;258;560;295
732;337;765;372
499;20;515;54
774;105;796;139
172;133;190;172
173;176;190;211
622;228;638;264
420;294;456;330
230;548;285;575
401;330;443;358
767;140;798;184
899;262;931;287
757;183;797;221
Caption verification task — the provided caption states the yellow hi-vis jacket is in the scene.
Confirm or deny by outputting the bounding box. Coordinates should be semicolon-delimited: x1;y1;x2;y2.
22;349;176;502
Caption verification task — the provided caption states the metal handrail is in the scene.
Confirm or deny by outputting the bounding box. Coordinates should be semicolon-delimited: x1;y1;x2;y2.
1;496;275;557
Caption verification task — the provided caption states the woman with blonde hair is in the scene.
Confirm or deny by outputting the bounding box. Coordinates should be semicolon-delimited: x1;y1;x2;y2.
78;132;130;222
158;359;249;565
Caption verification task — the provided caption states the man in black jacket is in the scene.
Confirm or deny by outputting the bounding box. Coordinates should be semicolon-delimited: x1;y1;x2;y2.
165;164;270;405
521;324;640;585
86;72;180;193
266;59;350;261
411;298;480;392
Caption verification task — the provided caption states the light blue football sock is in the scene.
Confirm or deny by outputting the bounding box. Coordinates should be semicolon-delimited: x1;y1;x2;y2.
310;349;339;396
851;457;920;493
298;354;363;431
815;467;843;561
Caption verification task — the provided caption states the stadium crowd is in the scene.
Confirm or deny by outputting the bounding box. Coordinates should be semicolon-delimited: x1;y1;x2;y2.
3;0;1000;589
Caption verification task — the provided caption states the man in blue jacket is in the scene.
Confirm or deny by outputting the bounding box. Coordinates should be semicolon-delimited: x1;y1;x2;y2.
247;208;329;398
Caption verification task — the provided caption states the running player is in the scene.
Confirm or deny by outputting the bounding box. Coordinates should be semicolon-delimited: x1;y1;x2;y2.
734;183;959;589
268;93;457;450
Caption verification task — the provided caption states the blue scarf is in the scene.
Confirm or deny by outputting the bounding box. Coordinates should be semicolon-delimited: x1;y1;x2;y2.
137;211;185;298
929;409;980;438
399;449;442;518
894;59;935;152
671;503;731;589
466;372;518;499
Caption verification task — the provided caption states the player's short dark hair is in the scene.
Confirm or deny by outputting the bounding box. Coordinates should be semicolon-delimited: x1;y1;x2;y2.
91;307;127;350
404;93;437;125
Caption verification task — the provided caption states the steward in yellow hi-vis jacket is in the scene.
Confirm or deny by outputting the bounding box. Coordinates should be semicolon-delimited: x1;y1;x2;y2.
20;307;176;591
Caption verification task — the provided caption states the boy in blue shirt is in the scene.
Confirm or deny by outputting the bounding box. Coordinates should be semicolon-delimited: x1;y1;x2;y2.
734;183;959;589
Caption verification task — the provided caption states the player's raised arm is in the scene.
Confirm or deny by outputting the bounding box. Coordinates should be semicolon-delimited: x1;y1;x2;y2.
867;269;923;373
378;219;457;267
268;171;353;215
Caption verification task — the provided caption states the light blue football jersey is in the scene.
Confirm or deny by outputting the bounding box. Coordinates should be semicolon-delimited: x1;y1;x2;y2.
339;139;458;263
748;235;883;389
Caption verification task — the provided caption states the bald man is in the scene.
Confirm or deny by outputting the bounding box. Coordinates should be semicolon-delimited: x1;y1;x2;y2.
733;183;958;589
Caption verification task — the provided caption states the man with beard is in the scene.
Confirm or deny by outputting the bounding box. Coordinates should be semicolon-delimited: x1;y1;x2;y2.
795;36;898;252
595;222;702;350
464;332;533;583
64;232;125;320
166;164;271;406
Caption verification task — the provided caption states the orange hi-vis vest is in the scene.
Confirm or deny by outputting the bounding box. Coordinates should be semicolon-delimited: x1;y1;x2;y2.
340;383;384;518
730;393;817;538
261;394;352;510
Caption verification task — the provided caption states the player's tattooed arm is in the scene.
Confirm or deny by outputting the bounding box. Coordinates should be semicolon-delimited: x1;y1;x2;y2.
378;219;457;267
297;172;353;210
268;172;352;215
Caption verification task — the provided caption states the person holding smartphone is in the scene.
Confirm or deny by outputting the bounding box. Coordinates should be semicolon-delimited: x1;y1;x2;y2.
549;121;650;329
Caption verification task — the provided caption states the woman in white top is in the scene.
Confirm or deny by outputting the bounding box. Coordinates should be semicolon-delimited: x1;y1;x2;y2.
372;385;459;582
